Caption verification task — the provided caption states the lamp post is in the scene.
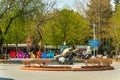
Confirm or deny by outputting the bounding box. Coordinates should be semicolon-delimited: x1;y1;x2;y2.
93;24;96;40
93;23;96;57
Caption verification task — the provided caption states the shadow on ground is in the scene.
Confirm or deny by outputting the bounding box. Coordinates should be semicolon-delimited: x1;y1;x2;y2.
0;77;14;80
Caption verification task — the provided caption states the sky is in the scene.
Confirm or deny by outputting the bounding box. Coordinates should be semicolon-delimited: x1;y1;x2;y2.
56;0;115;11
56;0;76;10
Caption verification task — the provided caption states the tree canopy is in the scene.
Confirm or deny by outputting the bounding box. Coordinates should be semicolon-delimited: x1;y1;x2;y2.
42;9;91;46
0;0;56;46
109;2;120;55
87;0;112;39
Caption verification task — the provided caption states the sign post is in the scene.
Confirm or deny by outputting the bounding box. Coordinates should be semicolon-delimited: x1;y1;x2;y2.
93;24;96;57
88;40;100;57
88;24;100;57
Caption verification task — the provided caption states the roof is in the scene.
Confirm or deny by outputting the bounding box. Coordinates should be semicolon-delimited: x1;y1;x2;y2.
3;44;27;47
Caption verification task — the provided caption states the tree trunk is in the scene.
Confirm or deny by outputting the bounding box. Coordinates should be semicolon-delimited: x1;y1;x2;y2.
5;44;8;62
0;37;4;53
115;46;119;61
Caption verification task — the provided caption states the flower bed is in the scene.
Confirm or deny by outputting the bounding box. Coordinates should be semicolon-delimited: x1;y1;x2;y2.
20;58;114;71
20;65;114;71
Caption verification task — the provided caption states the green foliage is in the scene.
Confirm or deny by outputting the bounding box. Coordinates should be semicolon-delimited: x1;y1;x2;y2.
4;16;29;44
24;0;56;45
0;0;46;45
87;0;112;40
109;3;120;54
86;0;113;53
42;9;91;46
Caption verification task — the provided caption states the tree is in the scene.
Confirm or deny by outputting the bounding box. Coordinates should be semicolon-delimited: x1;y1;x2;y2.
0;0;36;46
75;0;89;17
86;0;113;53
114;0;120;3
42;9;91;46
0;0;52;47
110;2;120;57
4;16;29;44
27;0;57;48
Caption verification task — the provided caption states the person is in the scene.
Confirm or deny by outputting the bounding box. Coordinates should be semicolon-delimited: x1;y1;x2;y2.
55;50;59;56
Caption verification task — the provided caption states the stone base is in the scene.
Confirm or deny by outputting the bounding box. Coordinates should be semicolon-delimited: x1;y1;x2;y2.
20;65;114;71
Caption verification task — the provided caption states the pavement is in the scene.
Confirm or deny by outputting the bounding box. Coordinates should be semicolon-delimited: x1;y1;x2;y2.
0;62;120;80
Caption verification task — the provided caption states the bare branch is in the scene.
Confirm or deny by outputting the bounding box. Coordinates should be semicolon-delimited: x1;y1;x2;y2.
75;0;89;17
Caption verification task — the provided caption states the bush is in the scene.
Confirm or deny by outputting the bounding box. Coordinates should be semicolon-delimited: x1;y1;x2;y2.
111;50;116;56
85;58;112;66
74;59;84;63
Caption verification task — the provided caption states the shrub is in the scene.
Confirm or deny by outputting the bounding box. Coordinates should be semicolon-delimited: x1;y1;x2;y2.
85;58;112;66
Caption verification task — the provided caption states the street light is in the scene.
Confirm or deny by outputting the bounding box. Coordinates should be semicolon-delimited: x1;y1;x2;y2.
93;23;96;40
93;23;96;57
